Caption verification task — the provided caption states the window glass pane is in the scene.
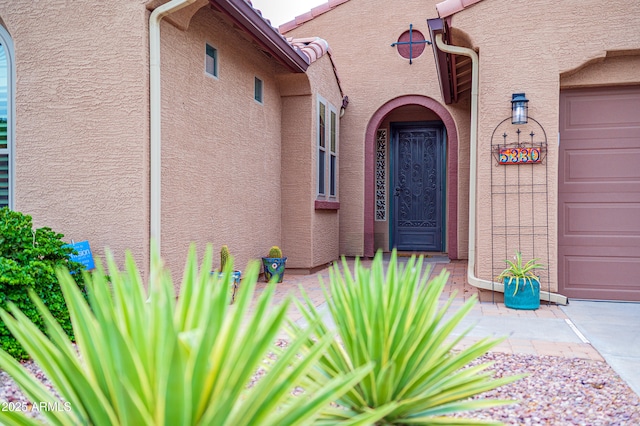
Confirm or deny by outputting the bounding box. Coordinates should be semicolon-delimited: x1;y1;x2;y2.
319;103;325;148
330;154;336;196
330;110;336;153
254;77;263;103
318;148;325;195
205;44;217;77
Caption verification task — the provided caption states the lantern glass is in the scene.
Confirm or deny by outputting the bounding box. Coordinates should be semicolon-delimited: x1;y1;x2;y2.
511;93;529;124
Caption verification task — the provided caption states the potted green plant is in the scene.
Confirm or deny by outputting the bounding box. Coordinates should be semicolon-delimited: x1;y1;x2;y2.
216;245;241;303
496;251;544;310
261;246;287;283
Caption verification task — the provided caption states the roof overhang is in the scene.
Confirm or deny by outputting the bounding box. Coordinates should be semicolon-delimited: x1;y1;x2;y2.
427;18;473;105
209;0;310;73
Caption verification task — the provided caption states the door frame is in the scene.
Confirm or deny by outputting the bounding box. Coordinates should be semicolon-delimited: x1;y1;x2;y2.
389;121;446;251
364;95;459;259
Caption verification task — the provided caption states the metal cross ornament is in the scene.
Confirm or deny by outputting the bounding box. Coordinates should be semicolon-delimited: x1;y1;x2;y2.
391;24;432;64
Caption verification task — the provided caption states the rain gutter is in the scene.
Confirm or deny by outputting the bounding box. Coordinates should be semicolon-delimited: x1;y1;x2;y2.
149;0;198;251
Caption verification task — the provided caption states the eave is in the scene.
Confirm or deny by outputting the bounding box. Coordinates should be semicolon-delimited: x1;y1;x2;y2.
427;18;473;105
209;0;310;73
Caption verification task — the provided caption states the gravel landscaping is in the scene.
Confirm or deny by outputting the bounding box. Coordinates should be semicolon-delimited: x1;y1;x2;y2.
1;350;639;424
454;352;640;425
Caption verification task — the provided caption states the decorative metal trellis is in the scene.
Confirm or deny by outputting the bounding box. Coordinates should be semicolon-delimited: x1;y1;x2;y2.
489;117;552;304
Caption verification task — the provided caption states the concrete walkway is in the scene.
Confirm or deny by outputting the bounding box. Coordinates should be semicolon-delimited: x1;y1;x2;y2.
561;300;640;396
252;258;638;396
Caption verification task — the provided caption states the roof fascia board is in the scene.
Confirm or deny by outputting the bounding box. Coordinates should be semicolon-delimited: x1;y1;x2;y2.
209;0;309;73
427;18;455;104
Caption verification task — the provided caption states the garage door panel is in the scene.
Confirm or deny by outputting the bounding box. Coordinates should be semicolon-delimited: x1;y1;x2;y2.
561;203;640;235
563;256;640;288
561;147;640;183
560;184;640;195
561;90;640;139
559;192;640;202
560;255;640;300
558;242;640;256
559;86;640;301
562;138;640;149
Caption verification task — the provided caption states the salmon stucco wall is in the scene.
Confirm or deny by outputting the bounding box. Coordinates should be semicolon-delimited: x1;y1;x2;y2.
284;0;472;259
280;75;314;269
1;1;150;269
560;53;640;89
449;0;640;292
307;54;343;268
159;6;287;275
279;53;343;272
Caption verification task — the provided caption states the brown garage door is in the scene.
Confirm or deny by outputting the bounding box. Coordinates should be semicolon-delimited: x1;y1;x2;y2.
558;86;640;301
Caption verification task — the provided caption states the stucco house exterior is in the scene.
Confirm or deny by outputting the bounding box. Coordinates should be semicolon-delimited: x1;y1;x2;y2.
1;0;639;301
0;0;344;278
281;0;640;302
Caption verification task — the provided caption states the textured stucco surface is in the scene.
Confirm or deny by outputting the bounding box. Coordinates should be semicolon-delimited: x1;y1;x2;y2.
160;7;287;274
1;1;150;269
560;54;640;89
286;0;640;293
278;54;343;271
307;54;342;268
159;6;343;275
7;0;638;291
3;0;344;280
449;0;640;291
280;89;314;269
285;0;471;259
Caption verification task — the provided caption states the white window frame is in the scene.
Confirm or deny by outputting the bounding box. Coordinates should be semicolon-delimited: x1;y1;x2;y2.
316;95;338;199
205;43;218;78
0;25;15;209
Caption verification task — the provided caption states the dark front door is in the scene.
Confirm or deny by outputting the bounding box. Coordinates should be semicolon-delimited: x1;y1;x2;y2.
392;124;444;251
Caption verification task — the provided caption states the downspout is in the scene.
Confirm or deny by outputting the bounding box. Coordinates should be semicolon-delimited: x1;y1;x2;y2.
434;34;567;305
149;0;197;252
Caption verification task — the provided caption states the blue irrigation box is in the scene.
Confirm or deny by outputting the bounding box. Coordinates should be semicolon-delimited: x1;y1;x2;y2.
65;240;95;270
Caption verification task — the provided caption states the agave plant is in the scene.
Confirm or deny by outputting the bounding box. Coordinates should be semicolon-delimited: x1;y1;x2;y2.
292;250;523;425
0;243;373;426
496;251;545;295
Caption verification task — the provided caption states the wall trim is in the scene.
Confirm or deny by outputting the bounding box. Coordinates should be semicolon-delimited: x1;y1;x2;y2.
315;200;340;210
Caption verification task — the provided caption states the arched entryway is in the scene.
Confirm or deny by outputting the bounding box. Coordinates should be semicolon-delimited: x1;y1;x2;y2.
364;95;459;258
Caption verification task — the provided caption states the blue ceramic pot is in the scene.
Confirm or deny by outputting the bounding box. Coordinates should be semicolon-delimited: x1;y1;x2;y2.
504;277;540;310
213;270;242;303
262;257;287;283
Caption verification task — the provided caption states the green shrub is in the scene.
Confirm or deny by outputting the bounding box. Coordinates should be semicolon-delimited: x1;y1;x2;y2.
0;243;376;425
293;250;523;424
0;207;84;359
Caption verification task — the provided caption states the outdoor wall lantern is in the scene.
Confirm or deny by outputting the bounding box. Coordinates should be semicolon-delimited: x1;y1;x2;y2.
511;93;529;125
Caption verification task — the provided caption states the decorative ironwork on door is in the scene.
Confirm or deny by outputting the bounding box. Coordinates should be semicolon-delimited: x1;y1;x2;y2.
392;125;444;251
